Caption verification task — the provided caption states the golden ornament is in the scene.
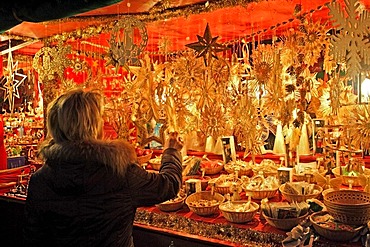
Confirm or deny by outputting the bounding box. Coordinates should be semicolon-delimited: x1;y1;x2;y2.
185;23;229;66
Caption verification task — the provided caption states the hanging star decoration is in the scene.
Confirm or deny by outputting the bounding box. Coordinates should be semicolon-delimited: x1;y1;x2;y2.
0;50;27;113
185;23;228;66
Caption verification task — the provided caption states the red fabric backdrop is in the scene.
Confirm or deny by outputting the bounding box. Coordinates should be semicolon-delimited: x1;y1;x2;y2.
0;115;8;170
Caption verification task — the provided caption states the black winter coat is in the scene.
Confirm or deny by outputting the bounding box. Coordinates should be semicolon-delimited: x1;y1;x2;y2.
23;140;182;247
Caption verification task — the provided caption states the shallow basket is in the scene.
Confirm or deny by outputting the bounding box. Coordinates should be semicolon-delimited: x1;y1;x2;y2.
224;163;253;177
323;189;370;225
263;212;309;231
148;160;161;170
293;169;327;183
203;164;224;175
214;185;231;195
219;201;259;223
185;191;225;216
137;151;153;164
332;167;370;187
279;184;323;202
244;188;278;200
156;197;186;212
310;211;363;242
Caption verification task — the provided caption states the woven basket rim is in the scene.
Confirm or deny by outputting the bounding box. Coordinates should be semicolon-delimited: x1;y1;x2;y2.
323;190;370;206
219;201;259;213
310;211;364;230
244;187;279;193
279;183;323;196
137;150;153;164
224;164;252;172
203;164;224;175
156;197;186;211
263;211;309;221
185;191;225;208
157;196;186;206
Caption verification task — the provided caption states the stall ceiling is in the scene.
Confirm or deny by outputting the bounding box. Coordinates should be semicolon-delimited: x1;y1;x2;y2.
1;0;370;56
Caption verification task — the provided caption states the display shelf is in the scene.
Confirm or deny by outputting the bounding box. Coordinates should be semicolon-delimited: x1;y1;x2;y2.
2;113;43;160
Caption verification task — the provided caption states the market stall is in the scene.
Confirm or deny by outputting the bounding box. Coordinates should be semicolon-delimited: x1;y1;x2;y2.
0;0;370;246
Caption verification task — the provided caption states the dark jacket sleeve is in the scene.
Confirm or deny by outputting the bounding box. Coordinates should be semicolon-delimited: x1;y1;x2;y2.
23;174;49;246
126;148;182;207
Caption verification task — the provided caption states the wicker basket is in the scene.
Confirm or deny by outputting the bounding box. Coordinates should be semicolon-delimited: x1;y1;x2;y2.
203;163;224;175
263;212;309;231
244;188;278;200
332;167;370;187
279;183;323;202
323;189;370;225
219;201;259;223
224;163;253;177
148;160;161;170
214;185;231;195
156;196;186;212
137;151;153;165
185;191;224;216
310;211;363;242
293;169;327;183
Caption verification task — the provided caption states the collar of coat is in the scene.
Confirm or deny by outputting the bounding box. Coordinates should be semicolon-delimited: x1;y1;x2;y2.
40;139;138;176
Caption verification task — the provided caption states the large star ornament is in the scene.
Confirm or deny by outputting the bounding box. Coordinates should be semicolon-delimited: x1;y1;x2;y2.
0;51;27;113
185;23;228;66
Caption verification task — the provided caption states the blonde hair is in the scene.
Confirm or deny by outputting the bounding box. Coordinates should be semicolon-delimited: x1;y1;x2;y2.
45;88;104;143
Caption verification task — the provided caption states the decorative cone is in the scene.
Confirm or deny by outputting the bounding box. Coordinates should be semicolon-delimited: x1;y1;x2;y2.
185;131;204;152
213;137;224;155
297;122;310;155
0;115;7;170
205;136;215;153
273;123;286;155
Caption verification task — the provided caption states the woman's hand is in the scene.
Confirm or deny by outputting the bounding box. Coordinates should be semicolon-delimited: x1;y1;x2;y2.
164;132;183;151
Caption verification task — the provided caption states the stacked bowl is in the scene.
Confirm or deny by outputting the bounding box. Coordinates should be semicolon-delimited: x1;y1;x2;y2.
323;189;370;225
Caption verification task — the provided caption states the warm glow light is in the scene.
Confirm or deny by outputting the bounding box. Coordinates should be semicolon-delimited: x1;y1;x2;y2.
361;77;370;100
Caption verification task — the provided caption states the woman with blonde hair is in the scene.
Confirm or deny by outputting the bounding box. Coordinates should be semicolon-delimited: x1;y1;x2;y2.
24;88;183;247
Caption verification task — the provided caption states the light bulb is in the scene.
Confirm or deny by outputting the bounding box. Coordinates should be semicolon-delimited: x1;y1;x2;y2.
361;77;370;100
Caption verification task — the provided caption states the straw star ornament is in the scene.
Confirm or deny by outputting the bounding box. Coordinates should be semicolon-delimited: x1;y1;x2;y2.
0;51;27;113
186;23;228;66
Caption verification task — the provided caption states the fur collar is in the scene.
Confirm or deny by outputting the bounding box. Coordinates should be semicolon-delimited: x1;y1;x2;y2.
41;139;137;176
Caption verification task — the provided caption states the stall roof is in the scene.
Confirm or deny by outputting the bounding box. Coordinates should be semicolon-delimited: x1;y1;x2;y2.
0;0;369;55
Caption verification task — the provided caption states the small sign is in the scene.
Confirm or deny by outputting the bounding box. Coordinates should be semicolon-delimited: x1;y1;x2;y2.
221;136;236;164
185;179;202;195
277;167;293;185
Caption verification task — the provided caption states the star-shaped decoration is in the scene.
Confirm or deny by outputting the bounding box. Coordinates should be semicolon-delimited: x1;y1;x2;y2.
0;51;27;113
185;23;228;66
92;60;99;68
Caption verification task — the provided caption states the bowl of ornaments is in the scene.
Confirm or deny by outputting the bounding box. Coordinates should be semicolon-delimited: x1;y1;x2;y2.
135;147;153;165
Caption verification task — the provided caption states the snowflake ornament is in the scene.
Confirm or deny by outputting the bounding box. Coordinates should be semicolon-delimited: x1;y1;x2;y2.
328;0;370;77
